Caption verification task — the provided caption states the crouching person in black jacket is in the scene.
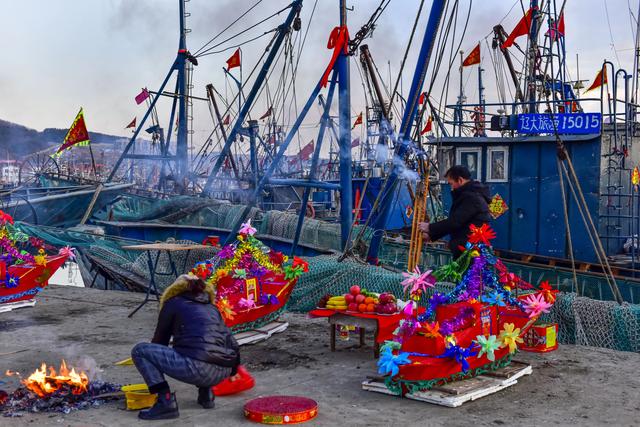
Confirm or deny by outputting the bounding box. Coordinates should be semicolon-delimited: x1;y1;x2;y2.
131;274;240;420
420;165;492;259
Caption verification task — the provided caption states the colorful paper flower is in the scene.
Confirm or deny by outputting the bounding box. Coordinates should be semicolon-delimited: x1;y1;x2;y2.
498;323;523;354
539;280;558;303
443;343;478;372
268;250;286;266
422;321;442;339
58;246;76;261
0;210;14;225
292;256;309;272
482;291;506;307
377;348;411;377
237;295;256;310
259;294;279;305
475;335;500;361
5;273;19;289
499;271;520;291
523;292;553;318
34;249;47;266
233;269;247;279
216;298;236;320
467;223;496;246
400;267;436;296
434;261;462;283
217;245;235;260
239;220;257;236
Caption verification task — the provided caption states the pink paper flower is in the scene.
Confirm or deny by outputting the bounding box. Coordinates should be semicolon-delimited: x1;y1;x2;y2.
401;267;436;296
58;246;76;261
237;294;256;310
523;293;553;318
239;220;257;236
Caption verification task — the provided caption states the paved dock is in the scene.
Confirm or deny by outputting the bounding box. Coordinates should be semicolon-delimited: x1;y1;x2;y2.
0;285;638;426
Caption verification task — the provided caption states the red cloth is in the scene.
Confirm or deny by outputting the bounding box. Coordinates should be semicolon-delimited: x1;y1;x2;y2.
320;26;349;88
309;309;404;343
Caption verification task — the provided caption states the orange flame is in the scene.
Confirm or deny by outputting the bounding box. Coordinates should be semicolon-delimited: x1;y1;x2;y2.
21;360;89;397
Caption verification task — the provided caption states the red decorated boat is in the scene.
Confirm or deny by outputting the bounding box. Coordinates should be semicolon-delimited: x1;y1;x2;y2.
192;220;306;333
0;254;69;306
377;224;556;394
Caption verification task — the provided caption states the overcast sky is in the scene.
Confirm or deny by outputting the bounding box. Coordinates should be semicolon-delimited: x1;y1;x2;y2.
1;0;638;154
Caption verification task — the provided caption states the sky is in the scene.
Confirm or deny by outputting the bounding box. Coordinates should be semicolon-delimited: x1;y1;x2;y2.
0;0;638;156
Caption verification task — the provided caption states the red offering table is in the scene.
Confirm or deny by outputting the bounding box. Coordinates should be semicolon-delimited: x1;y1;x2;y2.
309;308;405;357
244;396;318;424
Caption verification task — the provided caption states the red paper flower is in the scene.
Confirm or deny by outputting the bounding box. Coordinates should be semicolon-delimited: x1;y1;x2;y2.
539;280;558;303
269;250;285;266
292;256;309;272
0;210;14;225
467;223;496;246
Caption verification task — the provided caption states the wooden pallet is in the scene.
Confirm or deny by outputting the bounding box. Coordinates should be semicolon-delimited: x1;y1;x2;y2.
234;320;289;346
362;361;532;407
0;298;37;313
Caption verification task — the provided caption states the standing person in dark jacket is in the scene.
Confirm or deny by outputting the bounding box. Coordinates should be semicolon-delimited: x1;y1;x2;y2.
419;165;492;259
131;274;240;420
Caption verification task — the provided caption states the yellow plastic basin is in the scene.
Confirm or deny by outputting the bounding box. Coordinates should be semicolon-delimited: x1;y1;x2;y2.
122;384;157;410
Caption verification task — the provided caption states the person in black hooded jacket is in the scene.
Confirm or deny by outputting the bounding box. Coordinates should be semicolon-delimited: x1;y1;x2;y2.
131;274;240;420
419;165;492;259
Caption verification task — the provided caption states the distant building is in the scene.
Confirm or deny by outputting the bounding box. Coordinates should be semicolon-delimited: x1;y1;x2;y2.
0;160;19;184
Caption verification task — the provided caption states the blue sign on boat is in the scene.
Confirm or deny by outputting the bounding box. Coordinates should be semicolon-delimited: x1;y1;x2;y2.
517;113;602;135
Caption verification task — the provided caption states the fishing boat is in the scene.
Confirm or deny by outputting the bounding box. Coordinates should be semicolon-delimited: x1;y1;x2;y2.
0;254;69;306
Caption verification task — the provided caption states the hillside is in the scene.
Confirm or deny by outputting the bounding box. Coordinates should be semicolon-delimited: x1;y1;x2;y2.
0;119;126;160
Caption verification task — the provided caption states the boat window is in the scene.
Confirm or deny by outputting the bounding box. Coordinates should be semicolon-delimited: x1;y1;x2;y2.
486;146;509;182
437;146;455;182
455;147;482;181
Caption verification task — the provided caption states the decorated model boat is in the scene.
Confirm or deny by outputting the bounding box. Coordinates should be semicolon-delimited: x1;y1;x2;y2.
191;220;307;333
0;210;71;307
377;224;557;394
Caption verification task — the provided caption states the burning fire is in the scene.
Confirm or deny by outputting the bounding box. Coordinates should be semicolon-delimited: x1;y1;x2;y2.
8;360;89;398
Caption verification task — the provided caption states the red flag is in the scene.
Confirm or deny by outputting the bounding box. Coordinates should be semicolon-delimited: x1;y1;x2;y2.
135;88;150;105
226;48;241;70
547;12;565;41
420;116;433;135
351;138;360;148
223;115;230;125
125;117;136;129
260;107;273;120
418;92;427;105
502;8;534;49
321;26;350;88
52;108;91;158
586;67;608;92
290;141;314;164
352;112;363;129
462;43;481;66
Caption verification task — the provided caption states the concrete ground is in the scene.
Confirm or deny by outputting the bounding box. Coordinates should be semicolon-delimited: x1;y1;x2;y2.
0;285;638;427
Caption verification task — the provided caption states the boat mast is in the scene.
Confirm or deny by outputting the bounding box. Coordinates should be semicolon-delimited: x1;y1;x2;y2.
338;0;353;250
526;0;540;113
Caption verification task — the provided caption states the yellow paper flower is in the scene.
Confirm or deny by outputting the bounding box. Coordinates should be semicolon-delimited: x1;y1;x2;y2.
34;249;47;266
444;334;457;347
498;323;523;354
216;298;236;321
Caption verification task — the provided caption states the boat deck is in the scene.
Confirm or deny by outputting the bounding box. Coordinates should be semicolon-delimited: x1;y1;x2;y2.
1;285;638;426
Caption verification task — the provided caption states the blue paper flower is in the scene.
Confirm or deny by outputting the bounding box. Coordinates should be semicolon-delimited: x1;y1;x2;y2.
377;348;412;377
482;291;506;307
443;343;478;372
259;294;279;305
5;274;19;289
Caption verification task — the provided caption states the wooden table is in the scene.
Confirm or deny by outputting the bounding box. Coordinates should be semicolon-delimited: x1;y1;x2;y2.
122;243;209;317
329;313;380;357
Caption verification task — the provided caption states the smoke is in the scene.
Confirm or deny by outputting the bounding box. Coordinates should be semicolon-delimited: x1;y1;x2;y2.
60;345;104;381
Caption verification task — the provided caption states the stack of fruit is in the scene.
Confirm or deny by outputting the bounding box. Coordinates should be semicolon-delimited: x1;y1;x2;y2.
323;295;347;311
374;292;399;315
345;285;379;313
317;294;332;308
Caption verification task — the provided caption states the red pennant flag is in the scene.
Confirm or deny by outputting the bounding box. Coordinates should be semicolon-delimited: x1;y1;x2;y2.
419;92;427;105
135;88;150;105
321;26;350;88
125;117;136;129
351;138;360;148
260;106;273;120
462;43;481;66
223;115;230;125
547;12;565;41
420;116;433;135
226;48;241;70
52;108;91;158
352;112;363;129
300;141;314;160
586;67;608;92
502;8;534;49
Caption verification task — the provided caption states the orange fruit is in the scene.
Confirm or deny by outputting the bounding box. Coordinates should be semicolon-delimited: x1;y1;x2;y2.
366;303;375;312
358;303;367;312
364;297;374;304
